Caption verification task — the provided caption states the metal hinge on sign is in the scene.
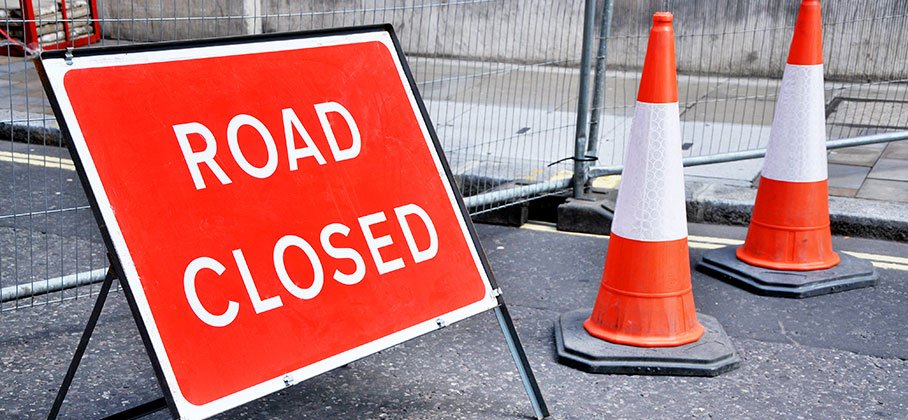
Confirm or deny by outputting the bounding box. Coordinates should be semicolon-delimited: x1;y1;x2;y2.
64;48;74;65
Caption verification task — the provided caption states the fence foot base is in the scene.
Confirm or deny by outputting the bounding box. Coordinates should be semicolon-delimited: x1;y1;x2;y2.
472;201;529;227
556;197;614;235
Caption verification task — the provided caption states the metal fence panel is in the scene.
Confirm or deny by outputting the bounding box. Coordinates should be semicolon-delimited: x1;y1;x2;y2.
0;0;585;312
96;0;587;209
594;0;908;169
2;0;907;312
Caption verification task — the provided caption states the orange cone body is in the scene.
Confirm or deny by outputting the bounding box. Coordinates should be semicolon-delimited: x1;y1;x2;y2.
737;0;840;271
583;12;704;348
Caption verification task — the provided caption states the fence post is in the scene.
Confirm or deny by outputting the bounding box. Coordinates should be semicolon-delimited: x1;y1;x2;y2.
244;0;263;35
586;0;614;163
572;0;598;198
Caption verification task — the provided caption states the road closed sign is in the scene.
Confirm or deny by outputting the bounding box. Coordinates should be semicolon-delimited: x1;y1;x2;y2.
38;26;500;418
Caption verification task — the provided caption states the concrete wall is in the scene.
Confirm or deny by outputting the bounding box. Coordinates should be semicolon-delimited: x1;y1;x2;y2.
610;0;908;80
258;1;586;66
99;0;908;81
98;0;252;41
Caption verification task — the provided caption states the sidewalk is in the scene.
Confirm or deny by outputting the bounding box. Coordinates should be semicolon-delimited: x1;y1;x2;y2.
828;141;908;202
411;58;908;239
2;54;907;232
586;68;908;204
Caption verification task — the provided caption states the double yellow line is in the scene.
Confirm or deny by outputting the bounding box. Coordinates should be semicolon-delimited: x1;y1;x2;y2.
522;222;908;272
0;150;76;171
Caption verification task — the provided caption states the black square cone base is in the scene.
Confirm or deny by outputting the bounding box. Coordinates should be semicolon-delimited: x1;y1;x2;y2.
554;309;741;377
697;245;878;298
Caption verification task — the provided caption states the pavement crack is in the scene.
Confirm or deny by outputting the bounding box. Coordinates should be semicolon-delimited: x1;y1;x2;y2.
777;320;801;346
678;77;729;118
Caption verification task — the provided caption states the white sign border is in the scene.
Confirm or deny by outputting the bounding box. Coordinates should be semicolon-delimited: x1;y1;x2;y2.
40;28;499;419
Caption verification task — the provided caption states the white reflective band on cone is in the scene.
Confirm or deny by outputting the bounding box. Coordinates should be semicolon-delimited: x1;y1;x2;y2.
761;64;828;183
611;101;688;242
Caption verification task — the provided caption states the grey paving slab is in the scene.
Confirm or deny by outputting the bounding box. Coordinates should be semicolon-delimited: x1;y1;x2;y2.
827;164;872;190
828;186;858;198
829;80;908;103
827;143;886;167
681;98;777;127
600;71;743;116
856;179;908;203
827;124;869;142
684;158;763;185
828;99;908;128
882;140;908;160
867;158;908;182
703;76;781;102
412;58;581;113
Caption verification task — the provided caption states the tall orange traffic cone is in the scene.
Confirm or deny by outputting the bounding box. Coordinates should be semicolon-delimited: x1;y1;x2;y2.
584;11;700;348
698;0;877;298
739;0;836;271
555;13;740;377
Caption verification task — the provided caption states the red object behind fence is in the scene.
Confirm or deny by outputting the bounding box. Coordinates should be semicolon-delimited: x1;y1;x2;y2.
2;0;101;56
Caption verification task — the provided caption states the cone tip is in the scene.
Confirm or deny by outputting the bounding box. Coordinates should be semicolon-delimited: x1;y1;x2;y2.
788;0;823;65
638;12;678;103
653;12;673;24
801;0;820;9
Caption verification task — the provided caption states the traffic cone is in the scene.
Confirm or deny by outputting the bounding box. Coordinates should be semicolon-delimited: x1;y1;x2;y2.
555;13;740;377
698;0;877;297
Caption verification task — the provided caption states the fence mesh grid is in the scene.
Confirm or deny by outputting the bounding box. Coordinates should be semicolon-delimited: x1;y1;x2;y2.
0;0;585;312
1;0;907;312
597;0;908;168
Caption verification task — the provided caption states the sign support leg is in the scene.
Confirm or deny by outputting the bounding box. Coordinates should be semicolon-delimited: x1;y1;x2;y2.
47;265;169;419
494;304;550;419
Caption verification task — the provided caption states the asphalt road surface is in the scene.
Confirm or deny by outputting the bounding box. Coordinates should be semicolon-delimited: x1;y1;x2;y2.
1;219;906;419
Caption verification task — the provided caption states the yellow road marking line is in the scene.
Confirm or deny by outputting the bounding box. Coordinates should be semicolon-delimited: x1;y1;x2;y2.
591;175;621;190
688;235;743;246
524;168;545;181
548;170;574;182
521;222;603;239
688;242;724;250
866;261;908;271
842;251;908;265
0;150;76;171
520;222;908;271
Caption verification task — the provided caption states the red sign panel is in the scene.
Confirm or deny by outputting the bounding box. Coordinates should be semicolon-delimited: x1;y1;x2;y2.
39;27;497;418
